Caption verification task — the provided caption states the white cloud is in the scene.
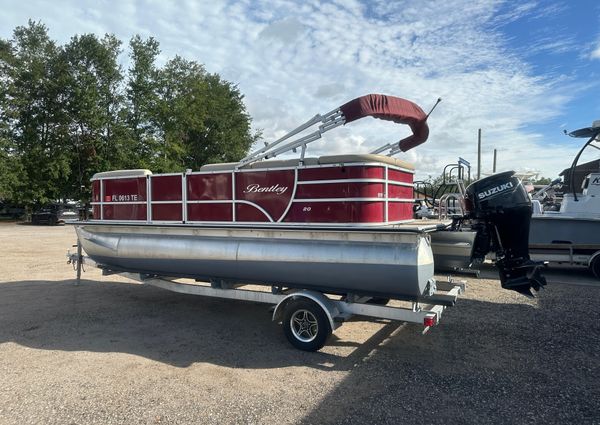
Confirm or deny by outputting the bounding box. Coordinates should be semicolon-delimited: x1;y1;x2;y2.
489;0;538;26
591;42;600;60
0;0;583;179
527;35;577;56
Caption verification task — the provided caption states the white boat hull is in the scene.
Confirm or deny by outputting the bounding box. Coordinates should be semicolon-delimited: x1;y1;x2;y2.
530;215;600;247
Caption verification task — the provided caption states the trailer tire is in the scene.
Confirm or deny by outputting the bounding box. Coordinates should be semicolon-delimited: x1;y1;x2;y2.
591;254;600;280
282;298;331;352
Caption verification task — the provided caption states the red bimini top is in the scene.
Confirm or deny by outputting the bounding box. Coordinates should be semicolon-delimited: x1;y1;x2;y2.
339;94;429;152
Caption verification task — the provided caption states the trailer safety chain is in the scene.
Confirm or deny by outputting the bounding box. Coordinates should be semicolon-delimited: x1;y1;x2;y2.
67;252;86;273
67;243;85;285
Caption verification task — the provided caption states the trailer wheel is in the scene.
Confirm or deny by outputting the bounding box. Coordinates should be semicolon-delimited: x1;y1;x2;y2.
591;254;600;280
282;299;331;351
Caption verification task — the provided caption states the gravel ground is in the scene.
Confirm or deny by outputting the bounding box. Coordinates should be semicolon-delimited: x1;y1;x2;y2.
0;222;599;424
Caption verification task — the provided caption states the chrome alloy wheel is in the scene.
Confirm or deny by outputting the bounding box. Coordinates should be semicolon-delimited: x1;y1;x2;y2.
290;309;319;343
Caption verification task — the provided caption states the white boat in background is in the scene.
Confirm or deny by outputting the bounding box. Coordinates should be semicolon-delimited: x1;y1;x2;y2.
529;120;600;278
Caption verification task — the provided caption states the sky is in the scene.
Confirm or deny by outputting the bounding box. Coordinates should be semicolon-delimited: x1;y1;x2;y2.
1;0;599;180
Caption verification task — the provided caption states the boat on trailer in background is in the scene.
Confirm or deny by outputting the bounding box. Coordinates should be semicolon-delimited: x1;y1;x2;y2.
69;94;545;351
529;120;600;278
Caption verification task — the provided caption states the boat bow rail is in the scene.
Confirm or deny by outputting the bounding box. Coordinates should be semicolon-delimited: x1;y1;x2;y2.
89;156;418;225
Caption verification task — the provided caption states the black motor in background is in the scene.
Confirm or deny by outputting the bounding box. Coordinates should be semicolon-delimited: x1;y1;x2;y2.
464;171;546;296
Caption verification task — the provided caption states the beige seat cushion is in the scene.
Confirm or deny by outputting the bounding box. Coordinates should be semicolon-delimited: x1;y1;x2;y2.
92;169;152;179
199;162;239;171
199;154;413;172
318;154;414;170
250;157;319;169
201;158;320;171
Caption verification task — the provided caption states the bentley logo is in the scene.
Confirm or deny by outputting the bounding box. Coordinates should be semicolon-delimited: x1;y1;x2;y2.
243;183;288;195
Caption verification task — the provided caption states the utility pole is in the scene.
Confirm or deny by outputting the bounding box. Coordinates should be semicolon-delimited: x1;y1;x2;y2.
477;128;482;180
493;149;497;173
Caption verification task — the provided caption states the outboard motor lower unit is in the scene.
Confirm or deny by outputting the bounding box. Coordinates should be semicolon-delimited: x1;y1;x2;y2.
464;171;546;296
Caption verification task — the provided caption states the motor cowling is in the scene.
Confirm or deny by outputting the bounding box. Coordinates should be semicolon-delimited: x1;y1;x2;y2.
464;171;546;296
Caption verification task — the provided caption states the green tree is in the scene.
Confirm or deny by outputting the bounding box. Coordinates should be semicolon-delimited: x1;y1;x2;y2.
0;137;23;201
124;35;160;169
152;56;258;172
0;22;257;206
0;20;68;205
62;33;124;202
532;176;552;185
0;39;19;200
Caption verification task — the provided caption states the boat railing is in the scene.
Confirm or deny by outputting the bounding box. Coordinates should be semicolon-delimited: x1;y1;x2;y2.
438;192;465;220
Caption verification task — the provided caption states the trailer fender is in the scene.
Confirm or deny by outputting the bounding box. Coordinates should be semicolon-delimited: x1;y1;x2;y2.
588;250;600;267
272;291;338;331
589;251;600;279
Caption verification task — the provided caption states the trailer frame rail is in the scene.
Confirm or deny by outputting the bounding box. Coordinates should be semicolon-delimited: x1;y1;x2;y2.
67;252;465;351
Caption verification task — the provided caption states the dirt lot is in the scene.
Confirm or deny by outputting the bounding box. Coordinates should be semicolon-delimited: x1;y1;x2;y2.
0;222;599;424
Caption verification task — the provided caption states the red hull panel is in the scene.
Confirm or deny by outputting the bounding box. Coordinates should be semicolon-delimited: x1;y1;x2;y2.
188;203;232;222
285;202;384;223
103;204;147;221
152;204;183;221
298;166;384;181
388;184;412;199
236;203;270;222
389;202;414;222
151;175;182;201
235;170;295;221
388;169;412;184
92;162;414;224
103;178;146;202
187;173;232;200
92;181;100;202
296;182;385;199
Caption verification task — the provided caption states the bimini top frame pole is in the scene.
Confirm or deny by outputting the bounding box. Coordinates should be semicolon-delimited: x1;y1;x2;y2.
237;108;345;168
371;98;441;157
238;94;432;169
565;119;600;201
371;142;404;156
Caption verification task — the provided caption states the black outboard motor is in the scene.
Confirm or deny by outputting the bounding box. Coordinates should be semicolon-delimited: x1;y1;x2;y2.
464;171;546;296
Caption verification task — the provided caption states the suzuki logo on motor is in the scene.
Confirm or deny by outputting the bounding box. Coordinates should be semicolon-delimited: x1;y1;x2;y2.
243;183;288;195
592;176;600;185
477;181;514;200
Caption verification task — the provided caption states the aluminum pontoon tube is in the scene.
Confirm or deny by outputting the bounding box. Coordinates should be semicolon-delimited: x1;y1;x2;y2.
75;224;435;299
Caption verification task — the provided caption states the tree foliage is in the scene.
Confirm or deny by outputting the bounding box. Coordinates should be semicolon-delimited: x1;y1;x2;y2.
531;176;552;185
0;21;257;205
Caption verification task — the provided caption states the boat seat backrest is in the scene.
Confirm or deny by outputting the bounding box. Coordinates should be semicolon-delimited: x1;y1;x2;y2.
318;154;414;170
199;162;239;171
199;154;414;172
250;158;319;169
200;158;320;171
92;169;153;179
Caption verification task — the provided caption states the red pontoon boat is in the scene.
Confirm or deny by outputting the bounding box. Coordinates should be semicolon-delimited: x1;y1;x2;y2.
70;94;545;350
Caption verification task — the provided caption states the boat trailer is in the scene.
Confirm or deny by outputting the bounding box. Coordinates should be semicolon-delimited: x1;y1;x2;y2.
67;250;465;352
